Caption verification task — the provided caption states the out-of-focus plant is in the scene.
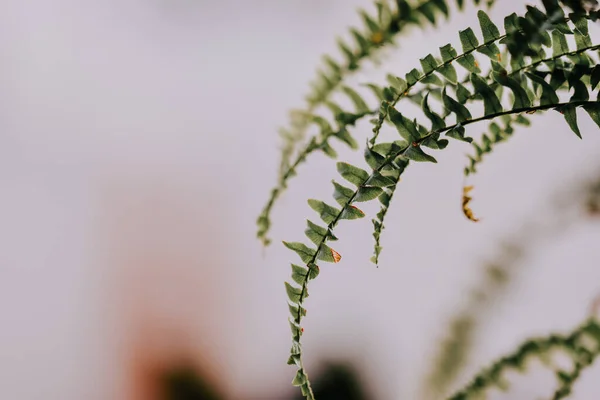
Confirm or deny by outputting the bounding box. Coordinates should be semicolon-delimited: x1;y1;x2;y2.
423;166;600;399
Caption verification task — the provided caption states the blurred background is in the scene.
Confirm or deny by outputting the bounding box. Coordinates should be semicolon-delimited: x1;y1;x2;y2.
2;1;600;399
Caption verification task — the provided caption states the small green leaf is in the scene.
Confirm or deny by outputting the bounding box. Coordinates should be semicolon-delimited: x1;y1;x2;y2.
443;88;472;122
290;341;301;356
419;3;437;24
307;199;339;224
503;12;520;35
289;319;302;337
515;115;531;126
559;105;581;138
456;54;481;73
572;13;592;50
438;64;458;84
365;171;397;187
471;73;503;115
405;145;437;163
386;74;408;92
336;38;354;64
446;125;473;142
583;103;600;129
477;10;500;42
420;54;439;74
570;80;589;102
456;84;472;104
291;264;308;285
359;9;380;34
342;86;369;113
292;369;307;386
430;0;449;17
287;354;301;366
491;62;531;109
389;107;420;141
288;303;306;318
406;68;422;86
283;242;316;264
477;43;501;60
379;190;391;207
364;144;386;169
332;180;354;206
334;128;358;149
351;28;370;54
337;162;369;186
421;74;444;86
422;94;446;130
340;205;365;220
305;220;334;245
440;43;458;62
525;72;559;105
300;383;311;397
590;66;600;90
422;133;449;149
459;28;480;52
320;141;338;158
285;281;303;303
308;263;320;280
356;186;384;202
324;101;343;116
552;30;569;57
323;55;341;75
317;244;342;263
364;83;385;101
311;115;332;133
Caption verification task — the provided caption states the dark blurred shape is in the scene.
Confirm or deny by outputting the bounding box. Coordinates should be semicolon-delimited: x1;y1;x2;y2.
559;0;599;12
163;364;223;400
293;362;369;400
586;178;600;216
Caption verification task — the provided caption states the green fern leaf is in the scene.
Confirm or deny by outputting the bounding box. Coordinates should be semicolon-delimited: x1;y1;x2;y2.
337;162;369;186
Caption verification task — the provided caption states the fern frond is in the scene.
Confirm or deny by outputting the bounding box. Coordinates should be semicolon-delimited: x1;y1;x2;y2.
285;94;600;395
447;318;600;400
261;5;600;246
279;2;600;396
276;1;498;184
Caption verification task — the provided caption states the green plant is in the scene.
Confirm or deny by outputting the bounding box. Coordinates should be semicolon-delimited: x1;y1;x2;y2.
258;1;600;398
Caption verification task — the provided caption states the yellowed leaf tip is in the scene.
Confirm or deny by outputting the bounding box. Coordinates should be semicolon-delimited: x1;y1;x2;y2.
331;248;342;263
371;32;384;44
462;186;480;222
